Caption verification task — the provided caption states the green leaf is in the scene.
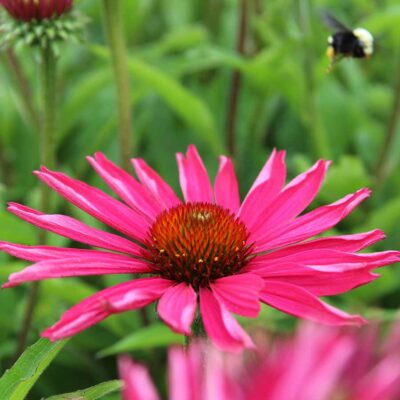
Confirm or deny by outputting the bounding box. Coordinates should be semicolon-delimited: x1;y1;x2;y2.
0;338;67;400
98;323;184;357
44;380;122;400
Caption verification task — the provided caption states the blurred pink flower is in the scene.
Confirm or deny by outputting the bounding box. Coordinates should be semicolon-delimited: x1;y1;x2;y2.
0;0;72;22
1;146;398;351
119;322;400;400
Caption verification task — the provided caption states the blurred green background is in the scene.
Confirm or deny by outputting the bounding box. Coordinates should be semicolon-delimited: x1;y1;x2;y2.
0;0;399;398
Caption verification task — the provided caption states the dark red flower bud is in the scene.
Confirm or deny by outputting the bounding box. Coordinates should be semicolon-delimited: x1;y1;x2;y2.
0;0;72;22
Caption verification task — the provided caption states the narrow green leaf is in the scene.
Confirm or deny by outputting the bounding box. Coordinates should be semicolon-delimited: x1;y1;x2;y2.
98;323;184;357
44;380;122;400
0;338;67;400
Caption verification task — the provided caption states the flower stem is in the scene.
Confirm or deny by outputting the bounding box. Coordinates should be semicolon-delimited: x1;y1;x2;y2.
226;0;248;157
374;56;400;186
15;44;57;358
102;0;133;169
299;0;331;159
4;48;40;132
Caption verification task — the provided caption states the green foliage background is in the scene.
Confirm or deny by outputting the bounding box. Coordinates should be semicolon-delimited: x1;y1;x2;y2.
0;0;399;398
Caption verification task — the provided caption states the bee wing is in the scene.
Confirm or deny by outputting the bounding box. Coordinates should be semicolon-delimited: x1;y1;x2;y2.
321;11;351;32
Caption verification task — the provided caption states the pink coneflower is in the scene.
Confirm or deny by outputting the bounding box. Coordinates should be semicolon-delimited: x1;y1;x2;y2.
118;322;400;400
0;0;72;22
1;146;398;351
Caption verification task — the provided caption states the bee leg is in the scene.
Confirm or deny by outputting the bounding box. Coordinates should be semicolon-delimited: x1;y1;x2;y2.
326;54;344;73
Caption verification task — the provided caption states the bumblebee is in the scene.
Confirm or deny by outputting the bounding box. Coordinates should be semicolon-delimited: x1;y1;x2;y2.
323;12;374;70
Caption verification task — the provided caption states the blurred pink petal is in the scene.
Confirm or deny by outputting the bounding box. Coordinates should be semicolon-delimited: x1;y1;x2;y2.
118;356;159;400
168;345;203;400
118;321;400;400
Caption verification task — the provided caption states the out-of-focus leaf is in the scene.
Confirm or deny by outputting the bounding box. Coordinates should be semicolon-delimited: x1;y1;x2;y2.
0;211;36;244
360;196;400;234
318;156;372;202
44;380;122;400
362;6;400;36
59;69;112;141
344;268;398;303
91;45;223;154
0;338;67;400
97;323;184;357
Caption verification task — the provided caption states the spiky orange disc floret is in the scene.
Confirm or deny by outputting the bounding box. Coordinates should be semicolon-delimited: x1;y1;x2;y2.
143;203;253;290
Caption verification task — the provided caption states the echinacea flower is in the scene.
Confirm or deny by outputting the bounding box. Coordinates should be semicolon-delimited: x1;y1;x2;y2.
0;0;72;22
1;146;398;351
118;321;400;400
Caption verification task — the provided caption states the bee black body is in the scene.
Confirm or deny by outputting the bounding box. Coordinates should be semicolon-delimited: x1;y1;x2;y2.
329;31;368;58
323;12;374;69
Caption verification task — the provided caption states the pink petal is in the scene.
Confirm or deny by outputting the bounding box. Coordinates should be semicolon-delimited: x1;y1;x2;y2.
35;168;149;241
251;249;400;272
118;356;159;400
260;281;366;326
210;273;263;317
239;150;286;229
7;203;141;255
260;323;353;400
88;153;162;219
168;345;202;400
352;356;400;400
131;158;181;209
42;278;173;340
3;254;151;287
0;242;122;262
199;288;255;352
157;283;197;335
255;188;371;251
214;156;240;213
250;160;330;239
253;230;385;259
176;145;213;203
248;261;378;296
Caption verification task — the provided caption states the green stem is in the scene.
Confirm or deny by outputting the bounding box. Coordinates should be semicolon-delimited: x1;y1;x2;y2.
299;0;331;159
15;44;57;359
4;48;40;133
102;0;133;169
226;0;248;157
374;55;400;186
